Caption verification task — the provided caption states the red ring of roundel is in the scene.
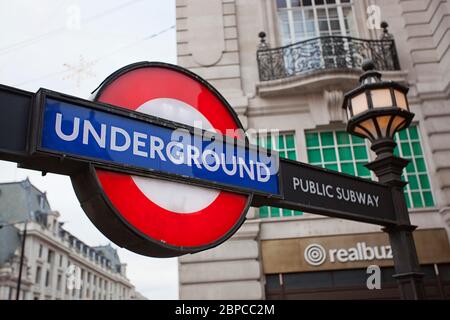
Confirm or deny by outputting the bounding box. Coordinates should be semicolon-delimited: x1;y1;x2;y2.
94;66;249;248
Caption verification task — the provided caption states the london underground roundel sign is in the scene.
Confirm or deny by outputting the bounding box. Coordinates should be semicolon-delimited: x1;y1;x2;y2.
71;62;252;257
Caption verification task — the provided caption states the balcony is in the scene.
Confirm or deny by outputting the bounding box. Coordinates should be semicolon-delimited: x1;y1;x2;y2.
257;33;400;83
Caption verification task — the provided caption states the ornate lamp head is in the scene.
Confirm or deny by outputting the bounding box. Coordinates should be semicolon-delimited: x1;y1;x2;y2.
342;60;414;157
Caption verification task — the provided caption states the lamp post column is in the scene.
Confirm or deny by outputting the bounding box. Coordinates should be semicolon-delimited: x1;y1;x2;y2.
366;140;425;300
16;221;27;300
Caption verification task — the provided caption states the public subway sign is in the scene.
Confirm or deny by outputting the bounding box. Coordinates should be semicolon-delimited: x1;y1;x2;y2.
36;93;280;197
292;178;380;208
261;159;397;225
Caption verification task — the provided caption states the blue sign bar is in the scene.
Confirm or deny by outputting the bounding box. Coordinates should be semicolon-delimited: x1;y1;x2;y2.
40;98;280;195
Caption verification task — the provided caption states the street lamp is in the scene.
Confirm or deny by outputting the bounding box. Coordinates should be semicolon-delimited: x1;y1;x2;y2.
343;60;425;300
343;60;414;158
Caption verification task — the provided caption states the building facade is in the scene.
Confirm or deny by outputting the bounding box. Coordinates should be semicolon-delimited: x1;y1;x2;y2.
0;179;144;300
176;0;450;299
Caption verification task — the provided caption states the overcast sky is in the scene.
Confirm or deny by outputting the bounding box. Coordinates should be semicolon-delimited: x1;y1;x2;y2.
0;0;178;299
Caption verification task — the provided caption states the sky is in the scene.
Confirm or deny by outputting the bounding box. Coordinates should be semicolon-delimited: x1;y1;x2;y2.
0;0;178;299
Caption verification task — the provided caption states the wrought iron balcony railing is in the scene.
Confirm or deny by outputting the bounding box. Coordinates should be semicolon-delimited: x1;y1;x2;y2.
257;34;400;82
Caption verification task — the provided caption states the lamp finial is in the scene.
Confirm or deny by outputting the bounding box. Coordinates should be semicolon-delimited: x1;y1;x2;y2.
362;59;375;72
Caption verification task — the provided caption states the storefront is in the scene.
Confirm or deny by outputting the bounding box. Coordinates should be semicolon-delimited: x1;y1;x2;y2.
262;229;450;299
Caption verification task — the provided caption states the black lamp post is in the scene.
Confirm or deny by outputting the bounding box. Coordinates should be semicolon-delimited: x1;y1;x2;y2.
343;60;425;299
16;221;28;300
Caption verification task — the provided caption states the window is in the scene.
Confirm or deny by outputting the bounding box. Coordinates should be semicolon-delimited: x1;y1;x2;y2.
47;249;54;264
38;194;45;209
35;266;42;284
258;132;303;218
305;126;434;209
306;130;371;179
394;126;435;208
59;254;63;267
276;0;356;45
56;274;62;291
45;270;50;287
38;244;43;258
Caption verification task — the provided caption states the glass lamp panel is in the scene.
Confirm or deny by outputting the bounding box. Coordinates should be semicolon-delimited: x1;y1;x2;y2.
371;89;393;108
351;93;369;116
394;90;408;110
354;118;379;140
375;115;392;137
388;115;407;137
353;126;370;140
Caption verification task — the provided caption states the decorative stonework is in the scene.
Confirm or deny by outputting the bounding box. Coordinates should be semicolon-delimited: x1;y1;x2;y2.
324;90;345;123
187;0;224;66
439;207;450;234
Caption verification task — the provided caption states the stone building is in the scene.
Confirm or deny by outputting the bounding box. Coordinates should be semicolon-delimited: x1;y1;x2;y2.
176;0;450;299
0;179;144;300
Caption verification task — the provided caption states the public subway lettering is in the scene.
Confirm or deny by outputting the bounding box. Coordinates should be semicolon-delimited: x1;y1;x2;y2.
292;177;380;208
